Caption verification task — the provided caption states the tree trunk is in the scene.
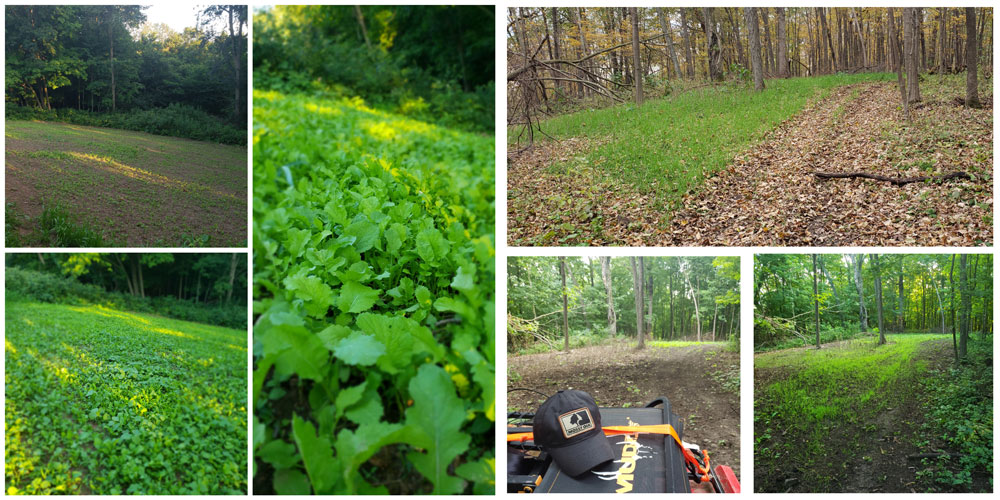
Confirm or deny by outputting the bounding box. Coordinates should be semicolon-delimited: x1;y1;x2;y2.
645;259;653;337
354;6;372;50
898;257;905;332
938;8;947;75
711;301;718;342
551;7;561;92
687;271;702;342
819;8;837;72
965;8;980;108
873;254;886;345
680;9;694;78
745;8;765;91
108;8;116;112
668;273;674;339
702;8;722;81
903;7;921;103
949;255;957;364
630;7;643;105
776;7;789;77
813;254;821;347
854;254;867;332
658;8;682;79
560;257;569;352
630;257;645;349
888;8;910;121
227;253;237;303
958;254;969;361
601;257;617;337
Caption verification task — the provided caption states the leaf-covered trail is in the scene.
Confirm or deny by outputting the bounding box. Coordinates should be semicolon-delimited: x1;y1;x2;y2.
668;82;991;245
507;81;992;246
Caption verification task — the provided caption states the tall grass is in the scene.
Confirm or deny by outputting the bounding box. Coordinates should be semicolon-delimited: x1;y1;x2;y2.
522;73;895;212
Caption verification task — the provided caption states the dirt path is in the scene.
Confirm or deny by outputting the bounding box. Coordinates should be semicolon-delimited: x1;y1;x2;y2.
668;82;991;246
508;342;741;478
754;338;953;492
508;81;991;246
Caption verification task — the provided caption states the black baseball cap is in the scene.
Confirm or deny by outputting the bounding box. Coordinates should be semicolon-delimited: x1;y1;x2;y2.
533;390;615;477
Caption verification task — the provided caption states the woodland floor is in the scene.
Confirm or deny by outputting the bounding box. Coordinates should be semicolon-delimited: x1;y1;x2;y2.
5;120;247;246
754;336;963;492
508;80;992;246
507;342;740;478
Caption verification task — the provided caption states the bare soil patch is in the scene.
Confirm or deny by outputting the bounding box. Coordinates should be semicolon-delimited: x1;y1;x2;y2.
5;120;246;246
508;342;741;478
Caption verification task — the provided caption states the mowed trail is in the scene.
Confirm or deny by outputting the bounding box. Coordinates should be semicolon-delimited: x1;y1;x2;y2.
508;343;741;478
668;82;991;246
5;120;246;246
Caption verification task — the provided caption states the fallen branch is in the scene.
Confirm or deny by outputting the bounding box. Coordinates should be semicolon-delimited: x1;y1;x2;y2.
813;171;971;186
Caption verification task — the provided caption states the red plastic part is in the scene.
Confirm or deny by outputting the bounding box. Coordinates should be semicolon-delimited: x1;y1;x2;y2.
715;466;741;493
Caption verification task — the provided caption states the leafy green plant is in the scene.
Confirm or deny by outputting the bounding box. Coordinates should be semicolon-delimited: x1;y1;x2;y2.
253;87;494;494
5;302;247;494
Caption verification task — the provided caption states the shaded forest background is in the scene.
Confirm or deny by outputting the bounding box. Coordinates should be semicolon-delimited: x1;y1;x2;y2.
507;256;740;353
253;5;494;133
508;7;993;132
755;254;993;354
5;5;247;144
6;253;247;329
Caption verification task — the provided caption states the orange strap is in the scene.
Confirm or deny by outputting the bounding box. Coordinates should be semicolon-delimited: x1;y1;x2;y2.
507;424;712;482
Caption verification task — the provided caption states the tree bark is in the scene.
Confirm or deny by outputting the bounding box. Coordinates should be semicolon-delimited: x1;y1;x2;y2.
813;254;821;347
227;253;237;303
630;257;646;348
853;254;867;332
903;8;921;103
819;8;837;72
965;8;980;108
938;8;947;75
657;8;682;79
630;7;643;105
873;254;886;344
560;257;569;352
745;8;765;91
702;8;722;81
601;257;617;337
898;256;905;332
776;8;789;77
680;9;694;78
354;6;372;50
958;254;969;361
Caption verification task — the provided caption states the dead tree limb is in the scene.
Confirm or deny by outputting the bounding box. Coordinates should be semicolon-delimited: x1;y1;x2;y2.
813;171;972;186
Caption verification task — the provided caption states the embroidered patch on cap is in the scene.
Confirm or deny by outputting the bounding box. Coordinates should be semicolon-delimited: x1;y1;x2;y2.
558;407;595;438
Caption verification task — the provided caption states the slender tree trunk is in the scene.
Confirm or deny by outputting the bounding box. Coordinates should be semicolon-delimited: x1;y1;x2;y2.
601;257;617;337
560;257;569;352
776;7;789;77
630;257;645;348
745;8;765;91
227;253;237;303
551;7;561;92
888;8;910;121
819;8;837;72
630;7;643;105
958;254;970;361
680;9;694;78
711;301;718;341
658;8;682;79
903;7;921;103
949;255;957;364
813;254;821;347
873;254;886;345
354;6;372;50
668;273;674;339
854;254;867;332
938;8;947;75
703;8;722;81
645;260;653;336
108;9;116;112
898;257;905;332
965;8;980;108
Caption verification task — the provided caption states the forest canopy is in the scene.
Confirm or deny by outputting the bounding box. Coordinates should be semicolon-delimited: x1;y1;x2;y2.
5;5;247;141
253;5;495;133
508;256;739;353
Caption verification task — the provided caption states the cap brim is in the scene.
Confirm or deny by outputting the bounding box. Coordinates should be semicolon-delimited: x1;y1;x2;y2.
548;432;615;477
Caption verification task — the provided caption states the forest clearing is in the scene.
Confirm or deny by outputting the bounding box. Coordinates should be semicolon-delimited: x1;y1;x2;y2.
252;6;494;495
754;254;992;492
507;7;992;246
5;254;248;495
508;342;741;479
6;121;246;247
5;5;247;247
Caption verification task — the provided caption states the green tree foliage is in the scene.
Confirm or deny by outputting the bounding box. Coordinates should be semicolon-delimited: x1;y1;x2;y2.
253;5;494;133
5;253;247;329
754;254;993;352
5;5;247;133
507;256;740;353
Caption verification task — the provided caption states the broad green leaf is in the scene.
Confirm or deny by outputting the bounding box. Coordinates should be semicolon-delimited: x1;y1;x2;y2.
334;381;367;418
415;228;450;262
343;219;379;253
450;264;476;294
405;364;470;494
273;468;311;495
344;394;383;424
261;324;327;381
316;324;352;351
337;281;379;313
334;422;409;494
472;362;495;421
355;312;414;373
283;273;333;317
291;415;340;494
332;332;385;366
456;456;495;495
258;440;299;469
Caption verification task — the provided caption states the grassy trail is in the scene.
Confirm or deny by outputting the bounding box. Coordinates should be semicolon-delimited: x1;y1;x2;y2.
754;334;953;492
508;73;991;246
5;302;247;494
5;120;247;247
